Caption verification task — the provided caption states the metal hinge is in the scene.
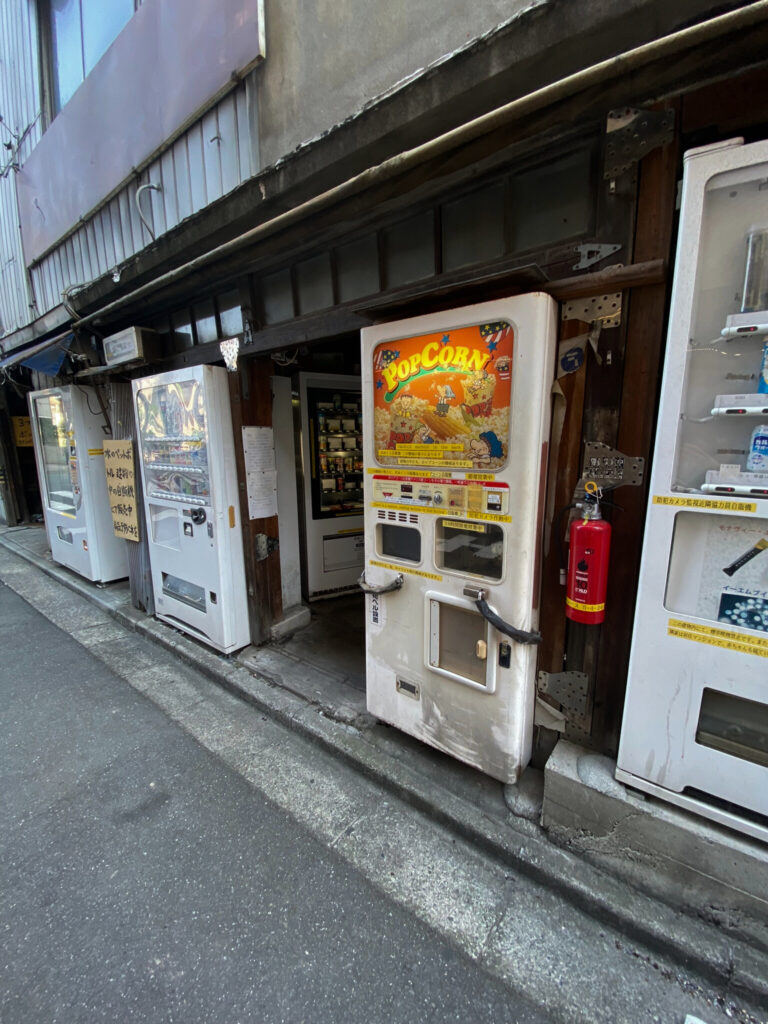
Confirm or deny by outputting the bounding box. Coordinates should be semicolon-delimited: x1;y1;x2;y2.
537;671;589;717
604;106;674;179
561;293;622;328
572;243;622;271
255;533;279;561
574;441;645;498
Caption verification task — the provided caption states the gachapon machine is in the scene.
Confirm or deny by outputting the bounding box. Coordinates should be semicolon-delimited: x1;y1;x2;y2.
360;294;557;783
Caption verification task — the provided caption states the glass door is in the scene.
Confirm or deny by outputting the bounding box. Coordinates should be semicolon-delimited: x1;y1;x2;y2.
32;393;78;514
134;378;211;505
309;386;363;519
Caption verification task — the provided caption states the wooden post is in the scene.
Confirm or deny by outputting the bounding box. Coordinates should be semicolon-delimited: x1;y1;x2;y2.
229;355;283;645
590;102;680;755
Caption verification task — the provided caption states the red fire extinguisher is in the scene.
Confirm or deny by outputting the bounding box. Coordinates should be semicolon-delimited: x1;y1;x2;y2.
565;484;611;625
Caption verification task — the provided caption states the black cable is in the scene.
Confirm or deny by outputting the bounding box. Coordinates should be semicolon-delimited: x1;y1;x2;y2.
475;597;542;646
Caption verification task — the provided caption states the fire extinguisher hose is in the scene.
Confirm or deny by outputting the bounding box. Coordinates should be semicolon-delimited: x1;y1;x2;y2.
474;597;542;646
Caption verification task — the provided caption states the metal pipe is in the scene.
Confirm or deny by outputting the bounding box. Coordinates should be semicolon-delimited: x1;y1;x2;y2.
72;1;768;330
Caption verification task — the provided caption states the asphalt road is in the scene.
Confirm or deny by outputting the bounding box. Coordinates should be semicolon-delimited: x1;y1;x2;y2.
0;580;550;1024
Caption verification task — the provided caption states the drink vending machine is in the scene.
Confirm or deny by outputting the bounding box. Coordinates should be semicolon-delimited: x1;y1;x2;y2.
617;138;768;841
132;365;249;654
295;373;364;598
360;294;556;783
28;385;128;583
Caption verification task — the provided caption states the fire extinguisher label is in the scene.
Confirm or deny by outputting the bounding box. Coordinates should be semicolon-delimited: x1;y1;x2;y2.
566;596;606;613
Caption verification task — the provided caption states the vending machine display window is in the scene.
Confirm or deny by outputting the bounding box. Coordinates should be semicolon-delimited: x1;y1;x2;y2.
377;523;422;563
309;388;363;519
32;394;76;514
696;689;768;769
435;518;504;580
135;380;211;504
670;167;768;497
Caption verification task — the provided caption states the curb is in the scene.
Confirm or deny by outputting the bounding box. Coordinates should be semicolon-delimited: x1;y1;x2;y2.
1;531;766;1009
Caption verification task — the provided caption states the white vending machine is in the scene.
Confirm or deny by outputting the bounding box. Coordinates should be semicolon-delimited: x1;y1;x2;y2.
296;373;364;598
616;138;768;841
360;294;556;783
132;365;249;654
28;385;128;583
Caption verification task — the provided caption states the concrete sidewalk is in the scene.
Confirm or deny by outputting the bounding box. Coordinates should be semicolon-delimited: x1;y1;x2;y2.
1;523;767;1014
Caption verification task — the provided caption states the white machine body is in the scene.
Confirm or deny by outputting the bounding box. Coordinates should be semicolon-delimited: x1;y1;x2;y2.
361;294;556;783
132;365;249;654
296;372;364;599
28;385;128;583
616;138;768;842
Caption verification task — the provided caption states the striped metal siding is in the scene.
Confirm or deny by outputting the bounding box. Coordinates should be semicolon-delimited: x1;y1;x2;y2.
29;83;254;318
0;0;43;335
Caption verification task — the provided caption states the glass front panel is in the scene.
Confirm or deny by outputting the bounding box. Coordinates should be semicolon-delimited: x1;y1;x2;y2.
372;321;513;472
135;380;210;503
696;688;768;768
194;299;218;344
508;149;592;253
336;234;379;302
218;290;243;337
296;253;333;314
384;212;435;288
435;519;504;579
49;0;84;110
81;0;134;74
33;394;77;514
377;523;421;563
262;269;294;325
309;387;363;519
664;511;768;632
671;162;768;495
442;183;506;272
431;600;488;686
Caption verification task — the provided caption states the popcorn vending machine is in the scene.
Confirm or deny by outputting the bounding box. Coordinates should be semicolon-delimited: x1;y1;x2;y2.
616;138;768;841
360;295;556;782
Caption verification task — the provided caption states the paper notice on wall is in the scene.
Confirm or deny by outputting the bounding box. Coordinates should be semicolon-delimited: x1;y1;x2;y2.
103;439;140;541
242;426;277;519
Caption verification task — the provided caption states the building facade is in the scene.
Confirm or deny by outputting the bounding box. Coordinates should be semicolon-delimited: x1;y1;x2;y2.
2;0;768;789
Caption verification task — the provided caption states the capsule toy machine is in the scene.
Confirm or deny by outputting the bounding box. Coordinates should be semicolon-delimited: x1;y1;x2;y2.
360;294;557;782
132;365;249;655
617;138;768;840
28;384;128;583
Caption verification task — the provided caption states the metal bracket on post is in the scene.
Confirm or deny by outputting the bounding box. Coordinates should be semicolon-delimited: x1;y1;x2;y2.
255;533;279;561
572;243;622;271
604;107;674;180
537;671;589;717
561;293;622;328
573;441;645;499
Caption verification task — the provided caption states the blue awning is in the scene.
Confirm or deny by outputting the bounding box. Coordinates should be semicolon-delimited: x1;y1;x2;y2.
0;332;73;376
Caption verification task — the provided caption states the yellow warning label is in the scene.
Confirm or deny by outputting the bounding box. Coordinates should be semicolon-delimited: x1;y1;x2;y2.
368;467;440;478
395;443;464;453
371;501;511;523
565;597;605;613
653;495;756;513
87;448;104;456
398;458;474;468
369;559;442;581
443;520;486;532
668;618;768;658
466;473;495;481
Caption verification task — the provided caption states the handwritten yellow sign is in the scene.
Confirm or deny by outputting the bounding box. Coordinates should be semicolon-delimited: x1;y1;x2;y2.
104;440;140;542
12;416;33;447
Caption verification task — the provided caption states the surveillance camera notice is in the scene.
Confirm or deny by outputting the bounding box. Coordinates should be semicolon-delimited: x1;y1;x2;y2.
103;440;140;541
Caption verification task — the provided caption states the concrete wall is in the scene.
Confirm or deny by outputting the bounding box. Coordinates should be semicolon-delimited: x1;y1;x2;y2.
255;0;531;168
